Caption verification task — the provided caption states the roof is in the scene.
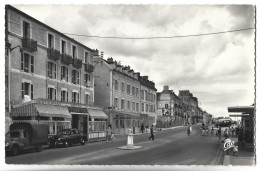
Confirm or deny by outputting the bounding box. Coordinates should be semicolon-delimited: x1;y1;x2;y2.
6;5;95;53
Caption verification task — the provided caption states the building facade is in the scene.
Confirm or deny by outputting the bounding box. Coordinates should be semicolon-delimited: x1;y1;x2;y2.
93;57;157;135
5;5;107;140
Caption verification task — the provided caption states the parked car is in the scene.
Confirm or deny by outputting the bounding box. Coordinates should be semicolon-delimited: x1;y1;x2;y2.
5;123;49;156
48;128;87;148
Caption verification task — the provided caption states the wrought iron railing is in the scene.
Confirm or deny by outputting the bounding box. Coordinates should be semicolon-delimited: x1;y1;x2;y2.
22;37;37;52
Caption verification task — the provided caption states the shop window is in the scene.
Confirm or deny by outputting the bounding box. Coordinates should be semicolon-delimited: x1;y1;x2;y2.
47;87;56;100
21;82;33;100
61;66;69;82
21;53;34;73
72;69;79;84
47;61;56;79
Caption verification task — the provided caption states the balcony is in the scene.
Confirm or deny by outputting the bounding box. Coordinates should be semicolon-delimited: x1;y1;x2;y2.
61;53;73;65
47;48;60;61
22;37;37;52
72;58;82;69
84;63;94;73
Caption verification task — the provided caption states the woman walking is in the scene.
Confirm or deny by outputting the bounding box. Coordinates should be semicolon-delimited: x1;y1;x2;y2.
187;126;191;136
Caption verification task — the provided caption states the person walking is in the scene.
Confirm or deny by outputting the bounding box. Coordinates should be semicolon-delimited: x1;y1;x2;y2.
218;127;222;143
187;126;191;136
211;127;214;135
148;125;154;141
106;126;112;142
141;123;144;133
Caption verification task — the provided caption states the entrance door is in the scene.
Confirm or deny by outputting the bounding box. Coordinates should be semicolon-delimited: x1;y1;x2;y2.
72;115;79;129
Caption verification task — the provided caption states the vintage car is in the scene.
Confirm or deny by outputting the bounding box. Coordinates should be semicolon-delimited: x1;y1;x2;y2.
48;128;87;148
5;123;49;156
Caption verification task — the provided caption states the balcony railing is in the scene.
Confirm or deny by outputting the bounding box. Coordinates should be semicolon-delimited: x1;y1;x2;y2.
47;48;60;61
84;63;94;73
22;37;37;52
72;58;82;69
61;53;73;65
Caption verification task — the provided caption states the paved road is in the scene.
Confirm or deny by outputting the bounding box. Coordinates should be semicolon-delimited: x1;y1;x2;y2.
6;124;222;165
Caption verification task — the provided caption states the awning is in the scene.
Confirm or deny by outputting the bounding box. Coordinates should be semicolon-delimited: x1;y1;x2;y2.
88;109;108;119
228;106;254;114
35;104;71;118
11;103;71;118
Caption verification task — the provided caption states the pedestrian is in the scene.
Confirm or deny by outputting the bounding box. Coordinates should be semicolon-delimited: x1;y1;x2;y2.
148;125;154;141
224;128;228;138
141;123;144;133
218;127;222;143
211;127;214;135
187;126;191;136
106;126;112;142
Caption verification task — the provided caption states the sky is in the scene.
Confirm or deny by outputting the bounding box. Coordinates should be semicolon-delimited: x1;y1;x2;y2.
7;4;256;118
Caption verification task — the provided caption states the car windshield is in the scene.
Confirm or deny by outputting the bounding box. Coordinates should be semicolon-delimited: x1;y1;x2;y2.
57;130;70;135
6;132;20;138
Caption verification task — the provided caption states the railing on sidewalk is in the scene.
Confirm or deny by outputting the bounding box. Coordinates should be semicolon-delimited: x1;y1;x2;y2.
88;121;106;139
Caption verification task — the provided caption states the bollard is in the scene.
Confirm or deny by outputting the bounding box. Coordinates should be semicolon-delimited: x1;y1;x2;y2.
127;129;134;148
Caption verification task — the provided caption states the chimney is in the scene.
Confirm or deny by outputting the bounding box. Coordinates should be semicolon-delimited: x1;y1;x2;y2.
101;51;104;58
107;57;114;64
92;49;99;57
164;85;169;90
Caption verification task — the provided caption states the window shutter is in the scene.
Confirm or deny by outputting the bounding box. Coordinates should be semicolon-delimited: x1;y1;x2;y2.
47;88;50;99
72;70;74;84
54;64;57;79
77;93;79;103
77;71;79;84
21;82;24;99
72;92;74;102
66;91;68;102
54;89;57;100
31;56;34;73
66;68;69;82
61;66;63;80
21;53;24;71
47;62;50;78
31;84;34;99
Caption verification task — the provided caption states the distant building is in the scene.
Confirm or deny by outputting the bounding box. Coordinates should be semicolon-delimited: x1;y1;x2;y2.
5;5;107;140
93;57;157;134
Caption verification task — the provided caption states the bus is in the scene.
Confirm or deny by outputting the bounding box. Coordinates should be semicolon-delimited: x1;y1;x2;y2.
215;118;232;127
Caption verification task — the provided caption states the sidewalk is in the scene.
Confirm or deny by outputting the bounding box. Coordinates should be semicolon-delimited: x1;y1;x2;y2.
222;136;255;166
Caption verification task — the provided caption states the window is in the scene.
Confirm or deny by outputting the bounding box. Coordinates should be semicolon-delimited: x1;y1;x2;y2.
127;101;130;110
72;45;77;58
47;87;56;100
48;33;54;48
61;40;66;54
146;104;148;112
121;82;125;93
84;74;91;87
140;90;144;100
136;88;139;97
114;98;118;108
23;21;30;38
132;87;135;96
84;52;89;63
114;80;118;90
61;66;68;82
72;70;79;84
127;85;130;95
121;99;124;109
141;103;144;112
72;92;79;103
136;103;139;112
21;82;33;99
47;61;57;79
21;53;34;73
132;102;135;111
61;90;68;102
85;94;91;105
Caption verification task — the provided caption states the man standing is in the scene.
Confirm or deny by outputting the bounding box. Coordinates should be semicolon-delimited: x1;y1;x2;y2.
141;123;144;133
148;125;154;141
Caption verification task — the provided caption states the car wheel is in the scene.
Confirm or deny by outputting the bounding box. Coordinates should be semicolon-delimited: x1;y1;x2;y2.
11;145;19;156
80;138;85;145
35;144;42;152
64;141;69;148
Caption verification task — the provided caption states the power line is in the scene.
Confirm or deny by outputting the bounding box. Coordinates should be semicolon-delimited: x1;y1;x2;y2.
8;20;254;40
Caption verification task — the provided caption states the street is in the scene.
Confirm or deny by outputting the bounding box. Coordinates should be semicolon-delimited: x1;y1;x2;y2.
6;124;222;165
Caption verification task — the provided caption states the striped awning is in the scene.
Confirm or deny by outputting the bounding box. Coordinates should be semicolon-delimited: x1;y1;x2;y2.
11;103;71;118
88;109;108;119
